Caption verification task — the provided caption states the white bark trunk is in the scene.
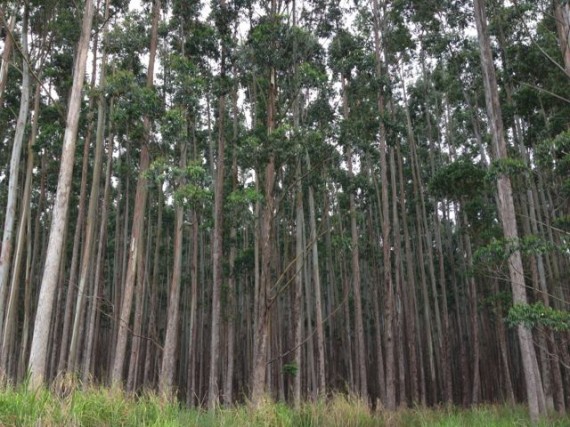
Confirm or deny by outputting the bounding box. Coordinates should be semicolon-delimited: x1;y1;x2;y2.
28;0;95;388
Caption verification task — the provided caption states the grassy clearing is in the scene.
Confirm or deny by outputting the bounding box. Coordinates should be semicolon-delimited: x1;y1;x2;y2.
0;385;568;426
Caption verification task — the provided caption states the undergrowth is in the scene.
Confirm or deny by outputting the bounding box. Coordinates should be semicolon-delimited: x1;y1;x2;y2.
0;383;568;426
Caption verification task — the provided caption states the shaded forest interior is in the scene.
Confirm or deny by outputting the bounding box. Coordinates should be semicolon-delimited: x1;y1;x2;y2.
0;0;570;422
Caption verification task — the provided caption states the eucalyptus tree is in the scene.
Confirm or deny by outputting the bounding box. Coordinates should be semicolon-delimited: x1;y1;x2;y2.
0;3;30;353
28;0;95;388
552;0;570;75
473;0;546;421
0;12;16;108
67;0;112;374
111;0;161;386
329;26;373;401
208;0;234;408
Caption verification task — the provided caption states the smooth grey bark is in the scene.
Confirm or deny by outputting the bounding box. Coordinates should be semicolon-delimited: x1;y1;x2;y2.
0;14;15;108
473;0;546;421
0;7;30;348
160;141;187;396
554;0;570;75
68;0;110;372
208;24;227;406
306;153;326;397
1;71;37;377
341;75;368;400
251;1;277;402
371;0;395;409
292;159;304;408
27;0;95;388
111;0;160;385
223;77;239;406
82;121;114;382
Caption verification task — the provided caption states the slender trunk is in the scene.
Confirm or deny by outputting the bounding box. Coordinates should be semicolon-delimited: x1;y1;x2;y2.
292;160;304;408
0;14;15;108
554;0;570;75
0;7;30;345
461;209;481;404
223;75;239;406
342;76;368;400
208;26;227;406
1;74;38;377
473;0;546;420
111;146;150;384
186;208;199;405
251;2;277;401
68;0;110;371
28;0;95;387
82;124;113;382
306;154;326;397
111;0;160;385
371;0;395;408
144;189;162;388
13;84;41;382
126;225;148;392
396;143;420;404
160;142;187;396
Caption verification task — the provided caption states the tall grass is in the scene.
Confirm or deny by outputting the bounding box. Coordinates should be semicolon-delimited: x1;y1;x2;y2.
0;385;568;426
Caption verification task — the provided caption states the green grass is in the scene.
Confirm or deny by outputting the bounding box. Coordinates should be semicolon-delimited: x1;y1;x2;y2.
0;385;568;426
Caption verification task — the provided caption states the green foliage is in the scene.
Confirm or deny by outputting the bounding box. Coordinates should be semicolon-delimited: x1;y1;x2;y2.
506;303;570;331
106;70;162;129
485;158;528;182
428;159;487;201
328;30;364;78
553;215;570;232
282;362;298;377
247;15;318;72
535;131;570;171
475;235;563;265
105;11;149;73
145;159;212;209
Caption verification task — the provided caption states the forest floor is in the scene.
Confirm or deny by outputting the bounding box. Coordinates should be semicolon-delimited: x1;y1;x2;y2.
0;385;569;426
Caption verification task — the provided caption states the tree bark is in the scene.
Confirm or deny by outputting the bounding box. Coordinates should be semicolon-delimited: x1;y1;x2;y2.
0;14;15;108
160;141;187;396
27;0;95;388
111;0;160;385
208;16;227;404
0;6;30;348
473;0;546;421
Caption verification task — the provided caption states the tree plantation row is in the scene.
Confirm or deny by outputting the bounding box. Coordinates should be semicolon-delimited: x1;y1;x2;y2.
0;0;569;423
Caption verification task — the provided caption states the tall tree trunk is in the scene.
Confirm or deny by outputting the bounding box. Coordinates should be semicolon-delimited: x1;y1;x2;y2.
186;208;200;405
111;0;160;385
396;142;420;404
223;75;239;406
126;223;148;391
208;5;227;402
0;14;15;108
0;6;30;347
371;0;395;409
341;76;368;400
292;159;304;408
306;153;326;398
27;0;95;388
68;0;110;372
1;74;38;377
160;141;187;396
251;1;278;403
473;0;546;421
82;122;113;382
554;0;570;75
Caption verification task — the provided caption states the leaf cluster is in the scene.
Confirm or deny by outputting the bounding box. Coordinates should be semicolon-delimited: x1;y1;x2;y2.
506;303;570;331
